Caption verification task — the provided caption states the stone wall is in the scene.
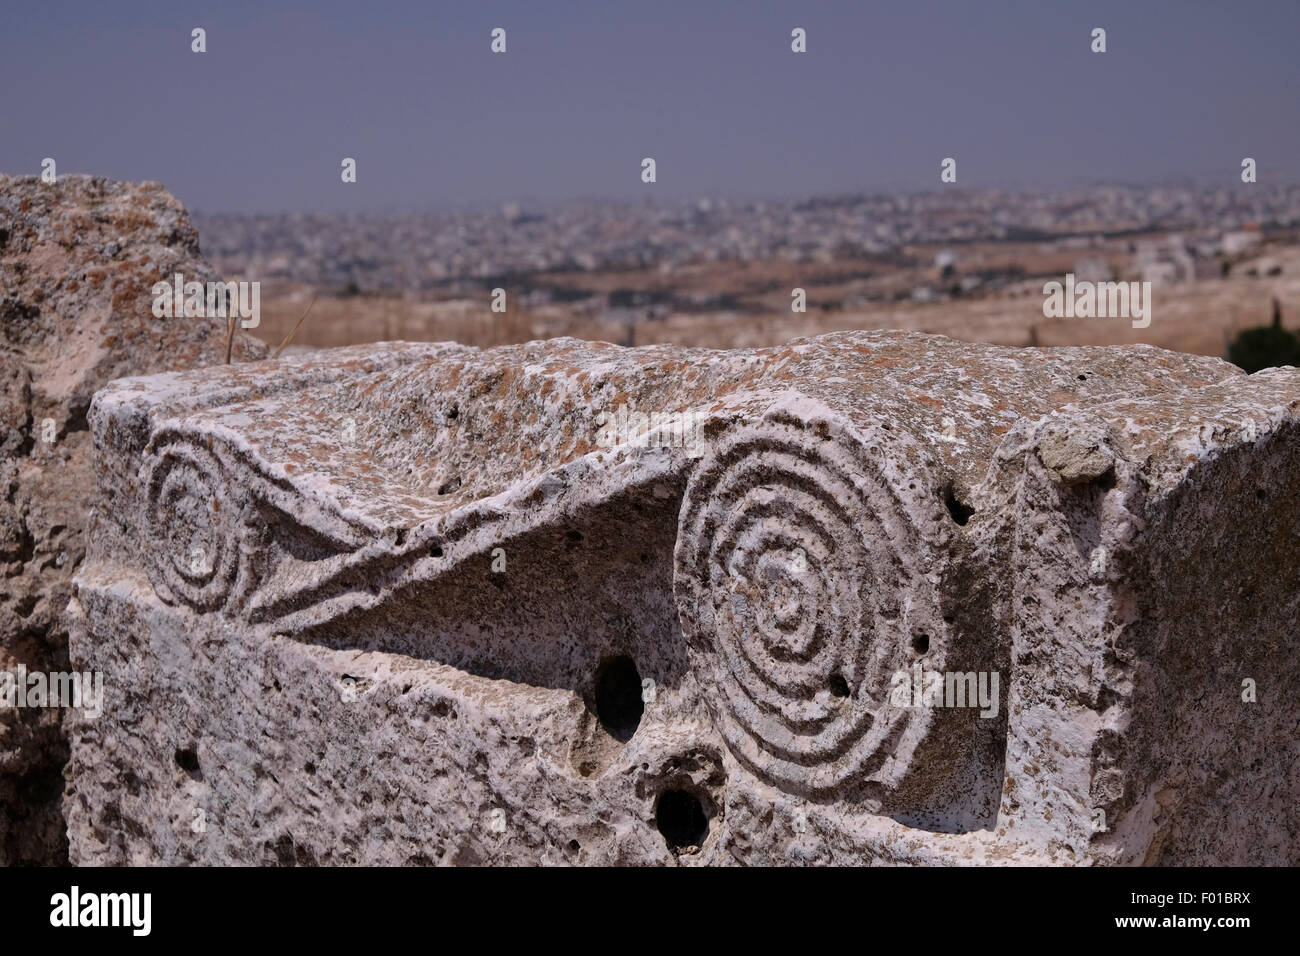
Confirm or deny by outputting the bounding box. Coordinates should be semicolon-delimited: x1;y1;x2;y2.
0;175;265;864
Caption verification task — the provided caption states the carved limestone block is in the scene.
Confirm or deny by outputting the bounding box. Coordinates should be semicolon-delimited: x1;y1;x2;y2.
64;331;1300;864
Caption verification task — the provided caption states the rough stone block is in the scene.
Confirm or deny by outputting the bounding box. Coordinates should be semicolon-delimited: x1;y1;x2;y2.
0;174;264;864
65;331;1300;864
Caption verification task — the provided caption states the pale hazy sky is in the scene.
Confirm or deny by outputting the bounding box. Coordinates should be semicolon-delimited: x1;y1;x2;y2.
2;0;1296;212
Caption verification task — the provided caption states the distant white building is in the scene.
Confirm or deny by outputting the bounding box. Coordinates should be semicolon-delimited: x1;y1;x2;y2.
1223;231;1263;255
1134;236;1194;284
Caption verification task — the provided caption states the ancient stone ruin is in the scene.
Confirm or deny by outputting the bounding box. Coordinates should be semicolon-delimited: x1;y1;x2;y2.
0;175;264;864
63;330;1299;864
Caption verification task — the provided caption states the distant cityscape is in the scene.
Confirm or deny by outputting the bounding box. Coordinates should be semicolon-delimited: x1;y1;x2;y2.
196;185;1300;298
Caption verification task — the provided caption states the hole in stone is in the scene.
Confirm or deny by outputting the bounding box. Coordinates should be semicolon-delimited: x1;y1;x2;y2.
566;530;583;543
429;544;444;558
1096;469;1117;491
175;746;201;778
437;477;461;496
913;634;930;654
828;673;849;697
447;404;459;420
594;655;644;742
656;789;708;851
568;839;581;853
769;644;797;665
943;485;975;526
1077;374;1088;381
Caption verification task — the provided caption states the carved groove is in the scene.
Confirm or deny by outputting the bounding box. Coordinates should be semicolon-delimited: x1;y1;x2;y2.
675;410;944;795
144;439;250;612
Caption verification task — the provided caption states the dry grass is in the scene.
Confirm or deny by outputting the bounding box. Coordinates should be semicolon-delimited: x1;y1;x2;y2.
272;294;318;358
246;247;1300;360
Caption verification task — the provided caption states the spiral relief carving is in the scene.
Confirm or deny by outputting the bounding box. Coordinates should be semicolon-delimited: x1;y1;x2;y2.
674;406;945;796
144;439;250;613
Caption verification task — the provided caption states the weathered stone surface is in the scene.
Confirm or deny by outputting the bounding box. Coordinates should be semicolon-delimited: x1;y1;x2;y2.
0;174;265;864
65;330;1299;864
